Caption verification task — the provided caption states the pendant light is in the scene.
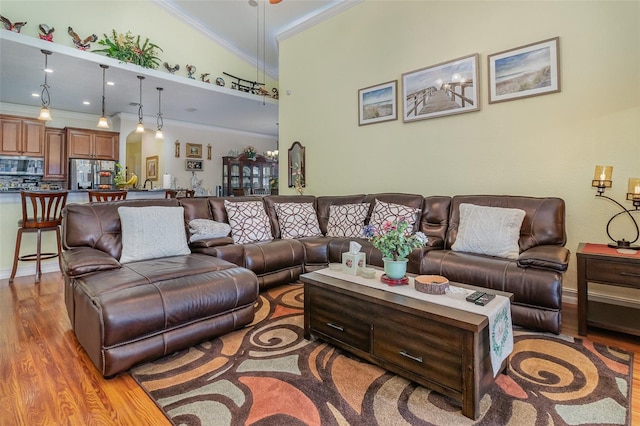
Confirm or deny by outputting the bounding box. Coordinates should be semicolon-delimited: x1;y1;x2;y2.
135;75;145;133
155;87;164;139
97;64;109;128
37;49;53;121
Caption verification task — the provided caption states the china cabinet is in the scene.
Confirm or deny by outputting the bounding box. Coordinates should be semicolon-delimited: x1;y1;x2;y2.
222;153;277;196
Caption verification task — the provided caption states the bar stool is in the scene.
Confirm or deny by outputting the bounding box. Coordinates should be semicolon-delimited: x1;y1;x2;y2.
10;190;68;283
88;190;127;202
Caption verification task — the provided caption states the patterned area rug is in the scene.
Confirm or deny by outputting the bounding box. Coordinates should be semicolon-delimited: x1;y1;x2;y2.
131;284;633;425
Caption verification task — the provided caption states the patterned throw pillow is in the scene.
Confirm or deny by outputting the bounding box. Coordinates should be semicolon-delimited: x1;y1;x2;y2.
369;199;420;231
326;203;370;238
452;203;526;259
224;200;273;244
274;203;322;239
118;206;191;263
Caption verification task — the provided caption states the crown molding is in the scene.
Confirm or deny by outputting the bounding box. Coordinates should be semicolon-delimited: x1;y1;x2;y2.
153;0;278;79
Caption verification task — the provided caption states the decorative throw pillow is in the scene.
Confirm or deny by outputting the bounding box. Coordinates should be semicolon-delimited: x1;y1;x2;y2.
188;219;231;242
118;206;191;263
224;200;273;244
451;203;526;259
369;199;420;231
326;203;370;238
274;203;322;239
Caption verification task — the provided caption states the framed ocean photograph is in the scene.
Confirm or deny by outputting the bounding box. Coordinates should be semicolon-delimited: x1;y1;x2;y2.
402;54;479;122
358;80;397;126
488;37;560;104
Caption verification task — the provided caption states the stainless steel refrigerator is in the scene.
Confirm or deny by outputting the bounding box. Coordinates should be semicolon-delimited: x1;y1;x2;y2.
69;159;116;190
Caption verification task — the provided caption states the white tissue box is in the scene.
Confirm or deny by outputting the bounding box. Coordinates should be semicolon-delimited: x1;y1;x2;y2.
342;252;366;275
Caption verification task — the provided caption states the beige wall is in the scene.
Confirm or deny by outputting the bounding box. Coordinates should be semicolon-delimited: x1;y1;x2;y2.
278;0;640;296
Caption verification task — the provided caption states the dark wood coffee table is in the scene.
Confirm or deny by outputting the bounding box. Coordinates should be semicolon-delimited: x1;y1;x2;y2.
301;270;513;420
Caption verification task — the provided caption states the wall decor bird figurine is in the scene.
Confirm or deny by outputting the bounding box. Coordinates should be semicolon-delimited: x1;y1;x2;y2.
1;15;27;33
68;26;97;50
200;73;210;83
163;62;180;74
38;24;55;42
186;64;196;79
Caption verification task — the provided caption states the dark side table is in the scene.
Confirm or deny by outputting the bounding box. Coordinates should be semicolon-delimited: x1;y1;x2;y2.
576;243;640;336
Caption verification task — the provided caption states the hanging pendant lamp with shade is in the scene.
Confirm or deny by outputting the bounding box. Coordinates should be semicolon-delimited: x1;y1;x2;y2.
155;87;164;139
97;64;109;129
135;75;145;133
37;49;53;121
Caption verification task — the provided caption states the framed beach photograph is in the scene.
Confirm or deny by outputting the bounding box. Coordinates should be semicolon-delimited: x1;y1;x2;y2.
488;37;560;104
146;156;158;181
186;159;203;171
402;53;479;122
358;80;397;126
186;143;202;158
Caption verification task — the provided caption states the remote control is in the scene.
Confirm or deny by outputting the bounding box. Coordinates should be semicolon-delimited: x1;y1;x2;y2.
475;293;496;306
465;291;484;303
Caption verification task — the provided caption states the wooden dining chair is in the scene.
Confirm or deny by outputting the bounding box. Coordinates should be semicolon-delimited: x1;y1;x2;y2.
88;190;127;202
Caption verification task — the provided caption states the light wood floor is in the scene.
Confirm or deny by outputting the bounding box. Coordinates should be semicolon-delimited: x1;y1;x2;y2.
1;272;639;425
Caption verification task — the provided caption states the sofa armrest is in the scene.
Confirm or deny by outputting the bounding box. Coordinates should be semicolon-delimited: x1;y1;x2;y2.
426;236;445;249
61;247;122;278
517;245;570;272
190;236;235;249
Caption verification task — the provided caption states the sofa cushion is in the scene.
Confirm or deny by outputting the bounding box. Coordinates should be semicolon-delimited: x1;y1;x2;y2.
326;203;370;238
451;203;525;259
369;199;420;230
224;200;273;244
274;202;322;239
188;219;231;242
118;206;191;263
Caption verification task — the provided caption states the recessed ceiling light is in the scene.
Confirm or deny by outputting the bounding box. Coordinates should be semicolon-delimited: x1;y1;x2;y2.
44;68;53;73
83;101;90;105
107;81;115;86
186;107;197;112
31;93;39;97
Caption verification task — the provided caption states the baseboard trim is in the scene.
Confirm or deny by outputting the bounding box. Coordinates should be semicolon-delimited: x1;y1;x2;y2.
562;288;640;309
0;262;60;281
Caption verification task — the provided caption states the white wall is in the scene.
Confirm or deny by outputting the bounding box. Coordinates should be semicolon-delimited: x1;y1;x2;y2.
278;0;640;300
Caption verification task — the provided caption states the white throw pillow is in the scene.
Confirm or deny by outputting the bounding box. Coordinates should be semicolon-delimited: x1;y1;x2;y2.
326;203;370;238
451;203;526;259
369;199;420;231
118;206;191;263
274;203;322;239
188;219;231;242
224;200;273;244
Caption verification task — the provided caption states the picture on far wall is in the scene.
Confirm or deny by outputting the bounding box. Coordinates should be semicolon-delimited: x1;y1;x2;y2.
358;80;397;126
488;37;560;104
186;143;202;158
146;156;158;181
186;159;203;171
402;53;479;122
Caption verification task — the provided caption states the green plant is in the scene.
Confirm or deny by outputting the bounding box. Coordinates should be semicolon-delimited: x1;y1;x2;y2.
363;220;427;260
113;162;127;186
269;177;278;189
244;146;257;159
94;30;162;69
292;163;304;195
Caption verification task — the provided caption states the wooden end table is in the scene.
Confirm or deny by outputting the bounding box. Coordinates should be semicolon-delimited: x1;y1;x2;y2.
576;242;640;336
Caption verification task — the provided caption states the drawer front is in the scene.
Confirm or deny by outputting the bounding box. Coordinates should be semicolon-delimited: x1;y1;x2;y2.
373;321;463;392
586;259;640;288
308;287;371;352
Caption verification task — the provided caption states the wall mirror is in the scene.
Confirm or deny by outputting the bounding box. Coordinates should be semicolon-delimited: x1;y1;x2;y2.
288;141;305;188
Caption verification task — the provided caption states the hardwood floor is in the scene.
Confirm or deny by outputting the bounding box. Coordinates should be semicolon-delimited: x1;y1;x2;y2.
1;272;638;425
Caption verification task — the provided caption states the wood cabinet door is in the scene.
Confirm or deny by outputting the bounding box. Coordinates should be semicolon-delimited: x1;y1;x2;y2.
67;129;93;158
93;133;118;160
44;129;66;180
21;119;45;156
0;117;22;154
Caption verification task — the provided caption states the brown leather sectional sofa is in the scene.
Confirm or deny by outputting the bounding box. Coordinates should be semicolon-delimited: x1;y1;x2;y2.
61;193;568;376
182;193;569;334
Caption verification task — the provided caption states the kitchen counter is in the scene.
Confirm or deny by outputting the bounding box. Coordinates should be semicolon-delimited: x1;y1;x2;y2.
0;188;171;204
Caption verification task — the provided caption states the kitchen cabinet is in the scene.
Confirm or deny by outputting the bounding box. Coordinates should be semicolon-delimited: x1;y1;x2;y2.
66;127;119;160
222;153;277;196
43;128;66;181
0;115;45;156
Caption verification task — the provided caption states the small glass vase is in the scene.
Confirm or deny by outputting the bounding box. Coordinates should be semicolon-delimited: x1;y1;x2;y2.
383;257;408;280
